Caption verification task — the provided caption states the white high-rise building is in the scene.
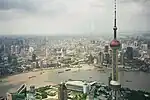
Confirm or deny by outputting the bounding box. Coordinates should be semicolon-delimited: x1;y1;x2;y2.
20;48;26;56
3;44;6;53
134;41;138;47
45;48;48;58
93;58;98;64
11;45;15;54
15;45;20;54
28;47;34;56
121;43;127;49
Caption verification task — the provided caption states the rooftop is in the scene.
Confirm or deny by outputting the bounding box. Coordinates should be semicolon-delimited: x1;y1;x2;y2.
110;80;121;86
65;80;97;87
65;80;86;87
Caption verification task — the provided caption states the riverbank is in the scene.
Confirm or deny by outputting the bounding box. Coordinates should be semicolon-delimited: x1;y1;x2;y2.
0;64;95;79
0;64;95;96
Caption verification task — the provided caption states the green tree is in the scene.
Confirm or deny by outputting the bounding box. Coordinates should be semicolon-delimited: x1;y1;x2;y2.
41;92;47;99
73;95;78;100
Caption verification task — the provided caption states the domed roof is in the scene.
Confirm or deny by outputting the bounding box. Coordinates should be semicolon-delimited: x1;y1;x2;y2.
110;39;121;48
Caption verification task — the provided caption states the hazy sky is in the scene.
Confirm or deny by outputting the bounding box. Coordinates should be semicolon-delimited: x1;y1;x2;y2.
0;0;149;35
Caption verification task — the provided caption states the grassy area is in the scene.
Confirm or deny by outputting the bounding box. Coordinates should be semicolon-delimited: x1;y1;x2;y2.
68;91;87;100
35;85;58;99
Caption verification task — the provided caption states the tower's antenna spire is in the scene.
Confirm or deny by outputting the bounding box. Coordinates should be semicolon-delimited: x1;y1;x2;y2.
113;0;117;39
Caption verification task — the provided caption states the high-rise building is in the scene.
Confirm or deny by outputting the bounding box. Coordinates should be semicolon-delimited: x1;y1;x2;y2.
104;45;109;52
32;53;36;62
58;82;67;100
126;47;133;60
15;45;20;54
38;60;44;68
29;47;34;55
133;48;140;58
134;41;138;47
32;62;37;68
93;56;98;64
103;44;110;65
104;53;110;65
20;48;25;57
45;48;48;58
141;44;148;51
3;44;6;54
98;52;104;65
62;48;66;57
87;53;94;64
11;45;15;55
119;51;124;65
109;49;112;64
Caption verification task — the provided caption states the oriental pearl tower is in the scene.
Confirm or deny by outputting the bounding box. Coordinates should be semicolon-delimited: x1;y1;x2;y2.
109;0;122;100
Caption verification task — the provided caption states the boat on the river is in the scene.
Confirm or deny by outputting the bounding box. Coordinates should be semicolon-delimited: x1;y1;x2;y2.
65;69;71;71
89;76;92;78
28;76;36;79
97;69;106;73
72;71;77;73
126;80;132;82
58;71;64;74
87;69;92;71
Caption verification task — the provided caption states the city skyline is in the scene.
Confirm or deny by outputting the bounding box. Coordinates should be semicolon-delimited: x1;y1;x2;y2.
0;0;149;35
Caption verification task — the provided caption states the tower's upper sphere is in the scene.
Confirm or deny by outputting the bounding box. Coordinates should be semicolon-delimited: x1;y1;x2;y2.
113;27;117;30
110;39;121;49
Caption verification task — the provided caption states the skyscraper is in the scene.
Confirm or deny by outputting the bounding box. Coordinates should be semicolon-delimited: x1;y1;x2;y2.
15;45;20;54
32;53;36;62
134;41;138;47
98;52;104;65
58;82;67;100
104;45;109;53
119;51;124;65
126;47;133;60
11;45;15;55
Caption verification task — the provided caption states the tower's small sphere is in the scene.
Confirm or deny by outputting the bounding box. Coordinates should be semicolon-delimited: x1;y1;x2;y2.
113;27;117;30
110;39;121;49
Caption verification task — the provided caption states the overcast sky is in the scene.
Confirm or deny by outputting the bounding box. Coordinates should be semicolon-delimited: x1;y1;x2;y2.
0;0;149;36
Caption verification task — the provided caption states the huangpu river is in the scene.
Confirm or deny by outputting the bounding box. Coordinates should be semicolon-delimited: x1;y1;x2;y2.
0;64;150;96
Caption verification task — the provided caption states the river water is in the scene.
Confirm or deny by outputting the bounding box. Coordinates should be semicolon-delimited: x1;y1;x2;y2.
0;65;150;96
47;68;150;91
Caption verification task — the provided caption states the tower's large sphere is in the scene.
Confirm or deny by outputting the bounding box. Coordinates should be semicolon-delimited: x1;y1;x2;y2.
110;39;121;49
